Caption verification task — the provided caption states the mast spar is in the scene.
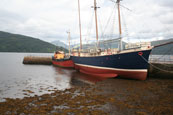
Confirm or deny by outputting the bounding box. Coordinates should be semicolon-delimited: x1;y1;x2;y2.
67;31;71;56
78;0;82;53
117;0;123;51
93;0;99;49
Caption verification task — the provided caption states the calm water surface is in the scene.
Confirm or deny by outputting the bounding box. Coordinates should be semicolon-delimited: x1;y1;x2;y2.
0;53;103;102
149;55;173;64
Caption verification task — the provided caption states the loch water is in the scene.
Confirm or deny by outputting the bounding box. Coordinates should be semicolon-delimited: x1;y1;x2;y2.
0;53;105;102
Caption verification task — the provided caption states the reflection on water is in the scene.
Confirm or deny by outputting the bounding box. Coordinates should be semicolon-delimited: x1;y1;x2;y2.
71;72;107;85
0;53;105;102
53;67;106;87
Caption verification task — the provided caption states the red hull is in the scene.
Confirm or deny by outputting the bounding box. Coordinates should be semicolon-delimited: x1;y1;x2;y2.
52;59;74;68
75;64;147;80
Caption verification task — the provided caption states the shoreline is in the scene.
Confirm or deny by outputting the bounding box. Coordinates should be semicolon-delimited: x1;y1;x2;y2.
0;78;173;114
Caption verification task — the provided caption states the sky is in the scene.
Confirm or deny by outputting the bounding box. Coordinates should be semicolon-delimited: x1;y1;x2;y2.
0;0;172;44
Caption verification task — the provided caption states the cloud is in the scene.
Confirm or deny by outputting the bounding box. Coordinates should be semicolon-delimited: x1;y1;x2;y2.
154;0;173;8
0;0;172;44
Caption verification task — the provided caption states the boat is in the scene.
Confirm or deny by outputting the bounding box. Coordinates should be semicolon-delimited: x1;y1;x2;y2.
71;0;153;80
52;52;74;68
52;31;74;68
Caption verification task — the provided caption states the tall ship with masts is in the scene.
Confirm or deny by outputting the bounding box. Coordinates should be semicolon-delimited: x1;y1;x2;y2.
71;0;153;80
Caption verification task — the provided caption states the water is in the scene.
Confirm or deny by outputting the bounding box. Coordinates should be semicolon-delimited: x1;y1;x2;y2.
149;55;173;64
0;53;104;102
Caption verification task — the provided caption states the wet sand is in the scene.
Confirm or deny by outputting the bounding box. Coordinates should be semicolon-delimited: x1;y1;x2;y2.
0;77;173;115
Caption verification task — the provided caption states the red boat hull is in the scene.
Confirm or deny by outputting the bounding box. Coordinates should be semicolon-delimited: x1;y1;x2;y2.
52;59;74;68
75;64;147;80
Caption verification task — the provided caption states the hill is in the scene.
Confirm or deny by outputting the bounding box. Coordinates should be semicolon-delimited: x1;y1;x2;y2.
51;40;68;49
151;38;173;55
71;39;126;50
0;31;68;53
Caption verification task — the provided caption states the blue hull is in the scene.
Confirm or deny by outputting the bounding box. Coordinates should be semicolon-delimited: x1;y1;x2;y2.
71;49;152;80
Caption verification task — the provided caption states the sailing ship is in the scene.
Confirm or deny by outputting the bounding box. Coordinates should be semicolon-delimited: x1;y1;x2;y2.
52;31;74;68
71;0;152;80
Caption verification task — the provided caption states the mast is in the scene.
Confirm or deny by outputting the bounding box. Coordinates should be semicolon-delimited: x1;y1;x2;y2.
117;0;122;51
67;31;71;56
78;0;82;52
94;0;99;49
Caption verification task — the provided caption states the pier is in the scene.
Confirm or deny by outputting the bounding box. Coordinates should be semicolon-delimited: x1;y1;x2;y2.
148;63;173;78
23;56;52;65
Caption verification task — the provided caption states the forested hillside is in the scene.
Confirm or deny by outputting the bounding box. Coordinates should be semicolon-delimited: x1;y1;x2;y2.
0;31;68;53
151;38;173;55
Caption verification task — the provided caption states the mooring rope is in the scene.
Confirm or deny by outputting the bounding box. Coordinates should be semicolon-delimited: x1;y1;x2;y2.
141;55;173;73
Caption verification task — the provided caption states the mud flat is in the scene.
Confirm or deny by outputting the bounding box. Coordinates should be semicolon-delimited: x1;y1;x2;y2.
0;78;173;114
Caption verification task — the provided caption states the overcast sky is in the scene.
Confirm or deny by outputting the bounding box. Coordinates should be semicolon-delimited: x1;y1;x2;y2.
0;0;172;44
